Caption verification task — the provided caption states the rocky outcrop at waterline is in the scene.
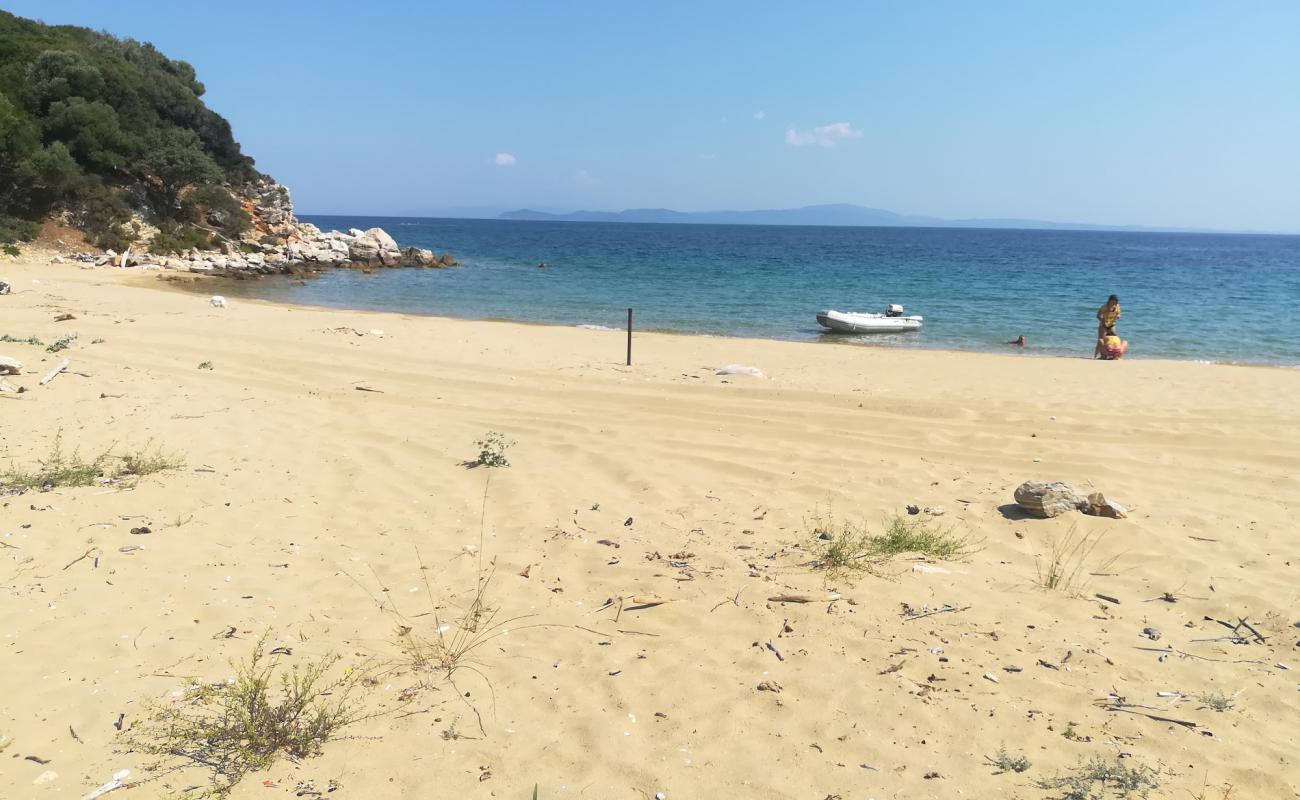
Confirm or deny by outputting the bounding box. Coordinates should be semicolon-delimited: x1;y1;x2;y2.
48;179;460;277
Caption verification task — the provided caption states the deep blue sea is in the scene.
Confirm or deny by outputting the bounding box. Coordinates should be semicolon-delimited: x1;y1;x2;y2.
219;216;1300;365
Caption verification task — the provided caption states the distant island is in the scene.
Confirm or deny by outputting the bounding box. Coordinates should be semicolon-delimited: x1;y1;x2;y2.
499;204;1229;234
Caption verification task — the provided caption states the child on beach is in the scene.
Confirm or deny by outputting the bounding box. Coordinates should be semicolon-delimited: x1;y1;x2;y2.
1094;294;1121;358
1098;327;1128;360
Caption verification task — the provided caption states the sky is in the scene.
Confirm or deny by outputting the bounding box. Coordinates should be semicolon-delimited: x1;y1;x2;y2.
7;1;1300;231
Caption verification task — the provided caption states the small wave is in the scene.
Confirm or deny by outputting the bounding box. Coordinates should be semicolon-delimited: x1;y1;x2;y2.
575;324;618;331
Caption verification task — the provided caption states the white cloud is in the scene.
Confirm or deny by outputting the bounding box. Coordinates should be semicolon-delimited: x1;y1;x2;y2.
574;169;599;186
784;122;862;147
753;111;766;120
494;153;517;166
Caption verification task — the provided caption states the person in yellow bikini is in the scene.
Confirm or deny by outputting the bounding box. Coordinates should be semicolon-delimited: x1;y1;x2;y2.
1094;294;1120;358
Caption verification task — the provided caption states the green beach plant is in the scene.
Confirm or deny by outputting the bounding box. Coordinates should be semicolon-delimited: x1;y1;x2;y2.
0;431;184;492
124;635;368;797
1036;756;1159;800
986;744;1032;774
45;334;77;352
1197;690;1237;712
119;442;185;477
0;431;112;490
810;510;980;581
473;431;514;468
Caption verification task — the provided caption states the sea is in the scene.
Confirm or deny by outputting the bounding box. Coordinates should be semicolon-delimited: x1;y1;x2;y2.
215;216;1300;366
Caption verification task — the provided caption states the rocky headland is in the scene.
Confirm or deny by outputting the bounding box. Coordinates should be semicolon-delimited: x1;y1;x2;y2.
47;179;458;277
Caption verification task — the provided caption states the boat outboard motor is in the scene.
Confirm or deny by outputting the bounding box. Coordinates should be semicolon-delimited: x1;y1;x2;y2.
886;304;904;317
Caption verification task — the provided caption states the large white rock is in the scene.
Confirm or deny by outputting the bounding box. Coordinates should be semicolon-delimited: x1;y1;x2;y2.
0;356;22;375
365;227;399;252
1013;481;1088;518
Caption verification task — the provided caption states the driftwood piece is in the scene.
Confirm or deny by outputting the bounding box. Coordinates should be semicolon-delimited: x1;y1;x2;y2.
768;593;842;604
40;358;70;385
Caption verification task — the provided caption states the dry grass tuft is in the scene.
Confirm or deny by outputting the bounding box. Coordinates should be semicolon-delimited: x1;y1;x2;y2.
1035;524;1116;596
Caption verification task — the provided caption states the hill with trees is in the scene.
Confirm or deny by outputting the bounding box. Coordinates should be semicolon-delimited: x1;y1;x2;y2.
0;9;261;254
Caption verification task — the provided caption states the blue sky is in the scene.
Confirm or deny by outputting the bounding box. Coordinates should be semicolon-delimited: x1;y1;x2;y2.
9;1;1300;230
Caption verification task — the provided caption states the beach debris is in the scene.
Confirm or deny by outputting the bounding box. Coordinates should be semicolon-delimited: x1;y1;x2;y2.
210;295;227;308
54;313;76;322
764;640;785;661
80;769;131;800
0;356;21;375
906;504;920;515
129;526;151;535
924;506;946;516
1013;481;1088;517
756;680;782;693
1098;695;1208;734
1095;593;1122;605
1142;627;1162;640
1204;615;1267;644
911;562;951;574
0;376;20;393
983;672;999;684
596;539;620;548
40;358;70;385
0;280;9;294
900;603;970;621
354;385;384;393
716;364;766;379
768;593;841;604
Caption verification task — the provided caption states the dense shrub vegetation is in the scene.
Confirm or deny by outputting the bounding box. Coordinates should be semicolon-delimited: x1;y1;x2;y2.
0;10;261;250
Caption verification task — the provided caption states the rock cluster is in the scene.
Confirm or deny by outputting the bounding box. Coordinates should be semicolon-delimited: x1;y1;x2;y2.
54;178;460;276
1013;480;1127;519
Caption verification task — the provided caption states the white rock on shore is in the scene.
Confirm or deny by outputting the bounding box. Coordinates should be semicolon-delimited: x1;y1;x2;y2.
57;178;458;276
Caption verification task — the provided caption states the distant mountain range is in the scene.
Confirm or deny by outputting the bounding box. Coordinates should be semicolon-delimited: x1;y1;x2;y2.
498;203;1219;233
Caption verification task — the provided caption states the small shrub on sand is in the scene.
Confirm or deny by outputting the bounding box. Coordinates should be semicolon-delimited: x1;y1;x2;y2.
811;511;979;580
1;433;183;492
1197;690;1237;712
1;431;112;490
124;636;367;797
0;333;43;345
473;431;514;467
986;744;1032;774
1036;756;1159;800
1036;525;1116;596
45;334;77;352
119;442;185;477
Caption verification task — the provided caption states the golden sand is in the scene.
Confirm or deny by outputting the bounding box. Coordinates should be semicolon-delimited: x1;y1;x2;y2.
1;253;1297;799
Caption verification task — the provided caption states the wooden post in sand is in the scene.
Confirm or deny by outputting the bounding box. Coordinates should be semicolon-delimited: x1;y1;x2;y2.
626;308;633;366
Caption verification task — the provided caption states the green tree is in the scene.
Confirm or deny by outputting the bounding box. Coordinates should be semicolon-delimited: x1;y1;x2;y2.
27;50;105;111
42;97;138;172
139;127;222;215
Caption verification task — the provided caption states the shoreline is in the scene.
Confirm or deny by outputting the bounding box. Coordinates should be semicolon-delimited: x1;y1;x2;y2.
154;268;1297;371
3;252;1299;799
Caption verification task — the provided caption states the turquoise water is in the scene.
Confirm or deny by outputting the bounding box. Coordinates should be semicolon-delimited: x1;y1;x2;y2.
218;216;1300;365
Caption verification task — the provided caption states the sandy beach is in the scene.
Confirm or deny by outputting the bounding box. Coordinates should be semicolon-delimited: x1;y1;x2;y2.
2;252;1297;800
